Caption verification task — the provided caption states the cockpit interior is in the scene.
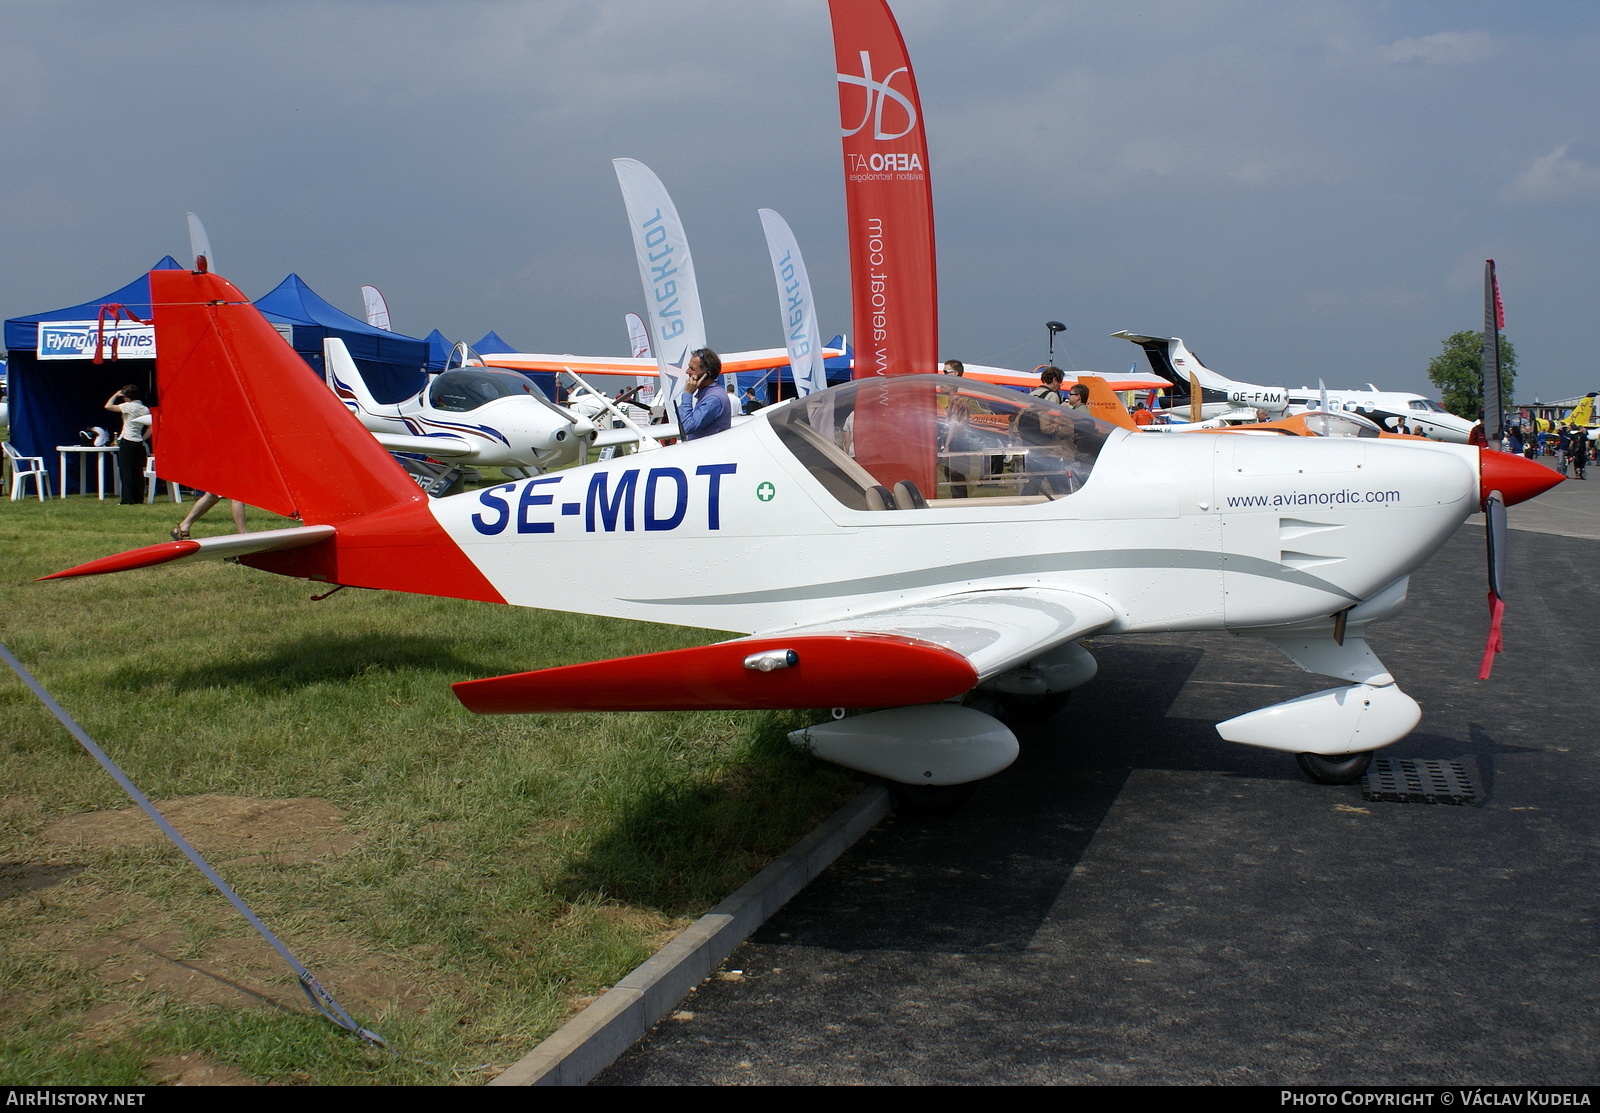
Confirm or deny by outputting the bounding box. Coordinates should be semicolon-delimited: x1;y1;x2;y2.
768;375;1113;511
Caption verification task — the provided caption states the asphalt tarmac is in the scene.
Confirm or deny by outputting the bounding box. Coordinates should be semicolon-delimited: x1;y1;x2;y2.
599;467;1598;1086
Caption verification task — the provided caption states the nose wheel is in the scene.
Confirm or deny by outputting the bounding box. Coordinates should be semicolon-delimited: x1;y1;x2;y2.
1295;751;1373;785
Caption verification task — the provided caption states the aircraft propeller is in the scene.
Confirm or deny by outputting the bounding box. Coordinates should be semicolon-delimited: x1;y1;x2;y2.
1479;488;1506;679
1477;259;1515;679
1475;450;1563;679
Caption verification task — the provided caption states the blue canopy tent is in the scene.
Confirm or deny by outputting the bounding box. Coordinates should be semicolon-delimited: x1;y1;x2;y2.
470;331;518;354
254;275;428;405
3;257;184;491
471;331;557;399
424;329;455;373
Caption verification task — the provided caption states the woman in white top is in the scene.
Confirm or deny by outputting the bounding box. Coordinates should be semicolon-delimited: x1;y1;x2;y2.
104;384;150;504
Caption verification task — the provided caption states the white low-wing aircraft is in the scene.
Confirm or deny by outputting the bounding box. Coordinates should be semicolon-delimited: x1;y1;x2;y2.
48;270;1562;799
324;337;601;473
1115;331;1479;441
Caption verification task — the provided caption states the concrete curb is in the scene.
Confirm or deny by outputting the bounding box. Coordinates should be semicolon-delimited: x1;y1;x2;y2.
487;785;890;1087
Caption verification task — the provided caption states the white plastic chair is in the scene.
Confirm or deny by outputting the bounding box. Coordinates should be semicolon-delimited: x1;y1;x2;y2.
3;442;51;501
144;455;183;504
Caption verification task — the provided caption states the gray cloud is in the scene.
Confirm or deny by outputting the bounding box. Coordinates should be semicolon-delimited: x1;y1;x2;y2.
1379;31;1496;65
1501;145;1600;204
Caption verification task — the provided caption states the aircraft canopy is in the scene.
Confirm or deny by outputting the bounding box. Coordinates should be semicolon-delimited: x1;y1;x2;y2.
767;375;1112;510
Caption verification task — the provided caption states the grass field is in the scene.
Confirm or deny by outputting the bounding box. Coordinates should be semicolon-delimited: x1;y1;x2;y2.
0;492;858;1084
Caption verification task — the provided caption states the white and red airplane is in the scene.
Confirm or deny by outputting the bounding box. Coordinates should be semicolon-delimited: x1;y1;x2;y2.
47;269;1562;801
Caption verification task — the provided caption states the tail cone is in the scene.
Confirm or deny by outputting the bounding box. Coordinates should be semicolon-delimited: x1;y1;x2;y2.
1479;448;1565;507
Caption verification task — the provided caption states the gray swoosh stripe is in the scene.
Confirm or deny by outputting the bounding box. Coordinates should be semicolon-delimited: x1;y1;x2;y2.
624;549;1359;607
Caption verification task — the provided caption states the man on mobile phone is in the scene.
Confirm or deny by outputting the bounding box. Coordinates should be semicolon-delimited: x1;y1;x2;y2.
676;348;732;441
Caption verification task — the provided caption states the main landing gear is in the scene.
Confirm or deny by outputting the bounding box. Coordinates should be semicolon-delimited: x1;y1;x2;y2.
1295;751;1373;785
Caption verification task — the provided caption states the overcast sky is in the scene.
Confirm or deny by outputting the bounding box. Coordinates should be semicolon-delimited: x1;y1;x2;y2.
3;1;1597;401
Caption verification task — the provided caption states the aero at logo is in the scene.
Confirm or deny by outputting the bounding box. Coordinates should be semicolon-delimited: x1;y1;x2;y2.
837;50;916;141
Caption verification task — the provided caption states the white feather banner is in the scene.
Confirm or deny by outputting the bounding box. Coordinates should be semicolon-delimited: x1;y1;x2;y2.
613;158;706;404
758;209;827;397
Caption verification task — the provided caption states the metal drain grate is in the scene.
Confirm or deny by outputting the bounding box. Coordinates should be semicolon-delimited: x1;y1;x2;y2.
1362;758;1478;805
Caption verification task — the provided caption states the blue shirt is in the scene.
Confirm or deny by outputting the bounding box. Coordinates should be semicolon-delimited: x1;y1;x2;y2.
677;383;731;440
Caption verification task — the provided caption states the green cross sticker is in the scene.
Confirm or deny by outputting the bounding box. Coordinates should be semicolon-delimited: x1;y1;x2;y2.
756;481;776;502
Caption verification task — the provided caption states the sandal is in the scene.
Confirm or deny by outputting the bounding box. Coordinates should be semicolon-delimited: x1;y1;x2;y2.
169;527;190;541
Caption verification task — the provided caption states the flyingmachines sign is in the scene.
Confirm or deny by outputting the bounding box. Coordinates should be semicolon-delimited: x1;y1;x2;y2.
36;320;155;360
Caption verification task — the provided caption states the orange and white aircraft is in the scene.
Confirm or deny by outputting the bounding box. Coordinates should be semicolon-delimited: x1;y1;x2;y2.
47;268;1562;799
481;351;1159;395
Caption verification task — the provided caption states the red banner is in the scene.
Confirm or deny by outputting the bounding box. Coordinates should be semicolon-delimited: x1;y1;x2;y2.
829;0;937;380
829;0;939;493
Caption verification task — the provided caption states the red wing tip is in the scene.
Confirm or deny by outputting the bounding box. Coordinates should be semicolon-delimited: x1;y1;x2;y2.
39;540;201;580
453;634;979;715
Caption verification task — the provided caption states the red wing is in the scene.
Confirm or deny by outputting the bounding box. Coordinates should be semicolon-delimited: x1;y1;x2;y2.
452;634;978;714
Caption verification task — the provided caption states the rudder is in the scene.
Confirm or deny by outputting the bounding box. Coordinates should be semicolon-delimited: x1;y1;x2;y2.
150;268;422;524
147;268;503;604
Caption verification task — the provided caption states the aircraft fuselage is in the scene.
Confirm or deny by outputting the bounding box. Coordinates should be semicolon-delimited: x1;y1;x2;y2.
434;410;1478;638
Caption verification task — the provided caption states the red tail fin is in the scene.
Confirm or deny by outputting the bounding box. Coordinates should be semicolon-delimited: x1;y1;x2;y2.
146;269;503;604
151;268;421;523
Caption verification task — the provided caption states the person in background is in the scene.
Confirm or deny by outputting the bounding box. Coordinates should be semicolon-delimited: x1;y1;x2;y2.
1064;383;1090;411
1030;367;1064;405
939;359;976;496
171;492;248;541
1133;402;1154;427
676;348;731;440
1566;426;1588;480
104;384;149;504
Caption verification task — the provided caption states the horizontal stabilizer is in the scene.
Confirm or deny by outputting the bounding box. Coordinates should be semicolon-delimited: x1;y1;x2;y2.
453;633;979;714
40;525;336;581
